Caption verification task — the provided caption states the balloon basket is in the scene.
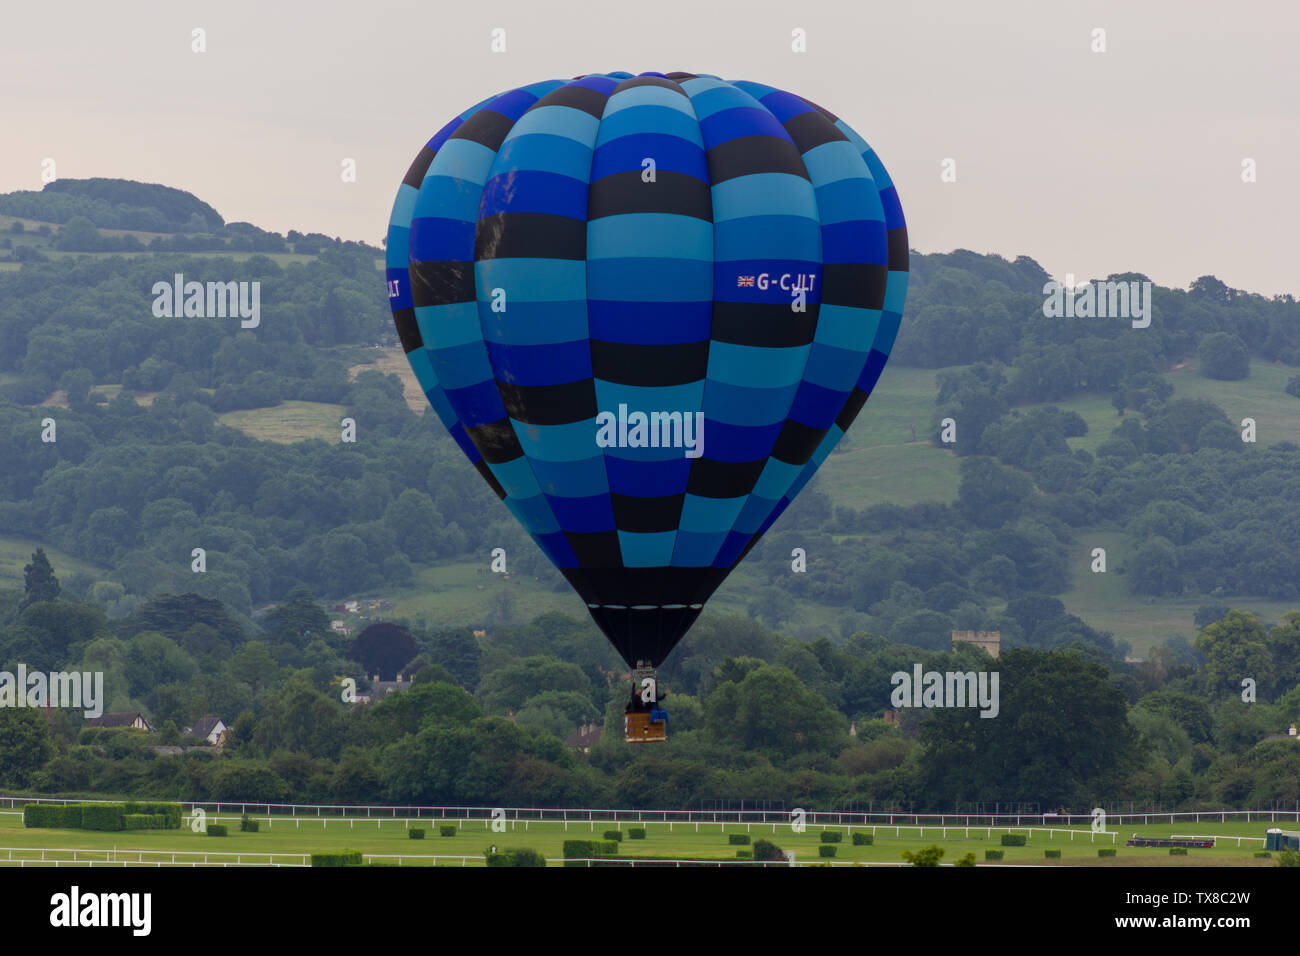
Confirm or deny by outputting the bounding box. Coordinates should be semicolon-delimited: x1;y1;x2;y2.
624;708;668;743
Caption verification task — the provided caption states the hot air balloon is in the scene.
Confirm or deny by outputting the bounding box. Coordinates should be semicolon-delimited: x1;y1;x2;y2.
386;72;907;742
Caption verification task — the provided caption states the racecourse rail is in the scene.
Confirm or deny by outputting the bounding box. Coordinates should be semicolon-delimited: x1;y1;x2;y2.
2;796;1297;829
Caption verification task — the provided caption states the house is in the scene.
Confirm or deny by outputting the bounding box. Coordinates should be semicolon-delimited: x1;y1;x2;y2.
188;715;229;747
86;712;152;731
564;721;602;753
1261;724;1300;743
368;673;412;700
951;630;1001;659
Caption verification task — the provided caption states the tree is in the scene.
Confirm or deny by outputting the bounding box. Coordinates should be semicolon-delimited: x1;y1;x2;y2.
1195;610;1273;699
0;708;53;787
958;457;1033;528
1197;332;1250;381
901;844;945;867
350;622;418;681
21;549;60;608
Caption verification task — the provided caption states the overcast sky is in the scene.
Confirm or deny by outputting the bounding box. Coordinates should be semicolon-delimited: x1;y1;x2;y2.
3;0;1296;295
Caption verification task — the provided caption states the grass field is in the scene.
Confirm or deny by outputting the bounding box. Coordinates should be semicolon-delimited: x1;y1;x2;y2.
215;401;348;443
0;811;1289;867
0;535;103;589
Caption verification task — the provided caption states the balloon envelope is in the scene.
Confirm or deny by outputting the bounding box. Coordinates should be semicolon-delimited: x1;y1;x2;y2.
386;72;907;668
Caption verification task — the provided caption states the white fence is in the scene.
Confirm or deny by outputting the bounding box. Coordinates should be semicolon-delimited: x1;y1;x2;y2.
3;795;1296;830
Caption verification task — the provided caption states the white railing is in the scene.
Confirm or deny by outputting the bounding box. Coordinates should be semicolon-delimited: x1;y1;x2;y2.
2;796;1296;830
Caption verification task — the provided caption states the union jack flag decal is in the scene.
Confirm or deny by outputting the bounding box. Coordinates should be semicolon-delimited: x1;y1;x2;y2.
736;275;755;287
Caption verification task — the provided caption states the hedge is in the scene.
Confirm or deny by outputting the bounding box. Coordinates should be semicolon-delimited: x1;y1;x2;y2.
820;831;842;844
25;802;181;831
1255;851;1272;858
1044;849;1061;859
207;824;228;837
311;850;362;867
1170;847;1188;856
562;840;619;867
439;825;456;837
985;850;1004;861
1098;848;1117;857
628;828;646;840
752;839;786;862
728;834;751;845
603;830;623;842
1000;834;1027;847
852;833;874;846
819;845;837;858
240;814;259;833
736;850;752;860
485;848;546;867
409;828;425;840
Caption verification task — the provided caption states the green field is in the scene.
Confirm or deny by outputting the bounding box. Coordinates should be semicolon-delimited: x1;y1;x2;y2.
0;811;1288;867
216;401;348;443
0;535;103;589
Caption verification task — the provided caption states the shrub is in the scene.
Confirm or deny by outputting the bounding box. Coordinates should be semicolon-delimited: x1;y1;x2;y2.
439;825;456;837
985;850;1004;861
240;814;259;833
954;853;976;867
852;833;874;846
752;839;786;863
728;834;751;845
207;824;228;837
408;828;425;840
1000;834;1027;847
736;850;752;860
603;830;623;842
1045;849;1061;859
1255;851;1272;859
486;847;546;867
819;845;837;858
123;802;183;829
80;803;125;831
820;831;843;844
123;814;161;830
1170;847;1188;856
628;828;646;840
562;840;619;866
1098;848;1116;858
311;850;362;866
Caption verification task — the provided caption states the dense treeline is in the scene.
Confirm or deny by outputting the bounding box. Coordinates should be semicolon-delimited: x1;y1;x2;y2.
0;569;1296;811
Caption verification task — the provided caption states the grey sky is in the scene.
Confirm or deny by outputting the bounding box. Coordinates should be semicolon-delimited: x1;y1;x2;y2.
3;0;1296;295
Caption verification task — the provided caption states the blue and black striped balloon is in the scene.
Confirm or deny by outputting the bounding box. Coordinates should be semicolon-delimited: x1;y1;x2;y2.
385;71;907;668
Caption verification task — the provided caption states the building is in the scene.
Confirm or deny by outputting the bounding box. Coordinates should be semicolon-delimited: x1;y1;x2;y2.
188;715;229;747
1265;828;1300;852
86;712;152;731
951;630;1001;659
565;721;602;753
368;673;412;700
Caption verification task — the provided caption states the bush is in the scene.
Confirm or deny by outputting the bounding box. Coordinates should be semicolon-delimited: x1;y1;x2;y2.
80;803;124;831
728;834;751;845
240;814;259;833
1170;847;1188;856
562;840;619;866
984;850;1004;861
1000;834;1027;847
1098;848;1116;858
852;833;874;846
628;828;646;840
1044;849;1061;859
123;802;183;829
736;850;752;860
752;839;786;863
818;845;837;858
486;847;546;867
954;853;976;867
311;850;362;866
439;825;456;837
123;814;161;830
820;831;843;844
23;804;80;828
603;830;623;842
1255;851;1272;858
207;824;228;837
408;828;425;840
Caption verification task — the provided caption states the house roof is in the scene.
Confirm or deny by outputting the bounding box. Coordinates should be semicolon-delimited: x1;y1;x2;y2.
191;715;226;738
86;712;149;728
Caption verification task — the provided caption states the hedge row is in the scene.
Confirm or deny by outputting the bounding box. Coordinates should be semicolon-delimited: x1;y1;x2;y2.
1099;848;1117;858
1000;834;1027;847
207;824;228;837
439;825;456;837
1044;849;1061;859
852;833;874;846
24;802;182;831
985;850;1004;861
485;848;546;867
311;850;362;867
628;828;646;840
818;845;837;858
728;834;750;845
820;831;842;844
409;828;425;840
603;830;623;842
562;840;619;867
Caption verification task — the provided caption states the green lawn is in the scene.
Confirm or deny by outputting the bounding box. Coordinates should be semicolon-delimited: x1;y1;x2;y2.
0;535;104;589
0;811;1287;867
1163;359;1300;445
216;401;348;444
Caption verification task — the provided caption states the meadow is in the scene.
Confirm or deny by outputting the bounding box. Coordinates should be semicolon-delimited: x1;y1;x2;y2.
0;810;1288;867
